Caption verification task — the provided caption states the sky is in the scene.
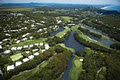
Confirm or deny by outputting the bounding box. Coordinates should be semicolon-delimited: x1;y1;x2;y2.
0;0;120;5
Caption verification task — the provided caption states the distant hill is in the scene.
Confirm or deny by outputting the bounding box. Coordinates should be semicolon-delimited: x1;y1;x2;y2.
1;3;108;8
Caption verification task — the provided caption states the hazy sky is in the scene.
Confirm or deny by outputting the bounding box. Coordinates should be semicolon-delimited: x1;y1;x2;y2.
0;0;120;4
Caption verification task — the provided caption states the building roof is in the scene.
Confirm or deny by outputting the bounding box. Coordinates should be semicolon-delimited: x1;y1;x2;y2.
28;55;34;59
17;47;22;50
32;49;38;52
80;59;83;62
7;65;15;71
11;47;17;51
23;45;28;48
25;51;30;54
15;61;22;67
34;52;39;56
0;45;2;49
23;58;29;62
29;44;33;48
35;43;39;46
4;50;11;54
40;43;43;46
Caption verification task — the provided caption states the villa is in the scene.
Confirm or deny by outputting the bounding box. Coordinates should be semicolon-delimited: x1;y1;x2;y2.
7;65;15;71
0;45;2;49
23;58;29;62
11;47;17;51
34;52;39;56
4;50;11;54
28;55;34;59
15;61;22;67
40;43;43;46
17;47;22;50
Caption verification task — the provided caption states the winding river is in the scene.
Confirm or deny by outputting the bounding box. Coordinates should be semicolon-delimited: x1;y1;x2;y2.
50;25;114;80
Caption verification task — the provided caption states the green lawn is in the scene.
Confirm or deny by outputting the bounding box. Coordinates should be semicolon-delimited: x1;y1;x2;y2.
11;38;47;47
58;43;75;53
10;53;23;62
2;7;34;12
69;56;83;80
61;16;73;21
55;27;71;38
72;25;110;49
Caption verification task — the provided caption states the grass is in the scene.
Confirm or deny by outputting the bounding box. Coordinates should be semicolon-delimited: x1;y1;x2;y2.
55;27;71;38
10;57;52;80
62;16;72;21
10;53;23;62
11;38;47;47
72;25;110;49
58;43;75;53
1;7;34;12
69;56;83;80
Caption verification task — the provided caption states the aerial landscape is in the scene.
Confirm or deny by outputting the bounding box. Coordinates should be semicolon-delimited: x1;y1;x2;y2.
0;0;120;80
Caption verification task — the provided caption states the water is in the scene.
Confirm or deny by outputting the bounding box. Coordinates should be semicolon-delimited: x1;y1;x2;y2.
61;32;85;80
81;24;107;36
80;24;114;46
88;35;114;46
101;5;120;12
50;26;64;37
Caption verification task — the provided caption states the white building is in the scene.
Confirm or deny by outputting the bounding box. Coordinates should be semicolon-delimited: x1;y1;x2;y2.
45;44;50;50
23;45;28;48
22;38;27;41
32;49;38;52
80;59;83;62
28;55;34;59
7;65;15;71
29;36;33;39
15;61;22;67
0;45;2;49
16;40;20;44
29;44;33;48
40;43;43;46
17;47;22;50
23;58;29;62
35;43;39;46
34;52;39;56
41;49;46;53
11;47;17;51
4;50;11;54
25;51;30;54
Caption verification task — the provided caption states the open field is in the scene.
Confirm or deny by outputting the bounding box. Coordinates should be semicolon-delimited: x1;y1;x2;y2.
55;27;70;38
1;7;34;12
10;53;23;61
11;38;47;47
69;56;83;80
62;16;73;21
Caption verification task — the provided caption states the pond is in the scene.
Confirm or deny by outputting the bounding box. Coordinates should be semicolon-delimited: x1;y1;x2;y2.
50;26;64;37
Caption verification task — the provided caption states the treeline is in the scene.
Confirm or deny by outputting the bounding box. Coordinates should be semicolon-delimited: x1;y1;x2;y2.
0;48;55;80
82;17;120;41
74;33;114;53
27;45;73;80
77;48;120;80
78;27;102;39
77;48;106;80
110;42;120;50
